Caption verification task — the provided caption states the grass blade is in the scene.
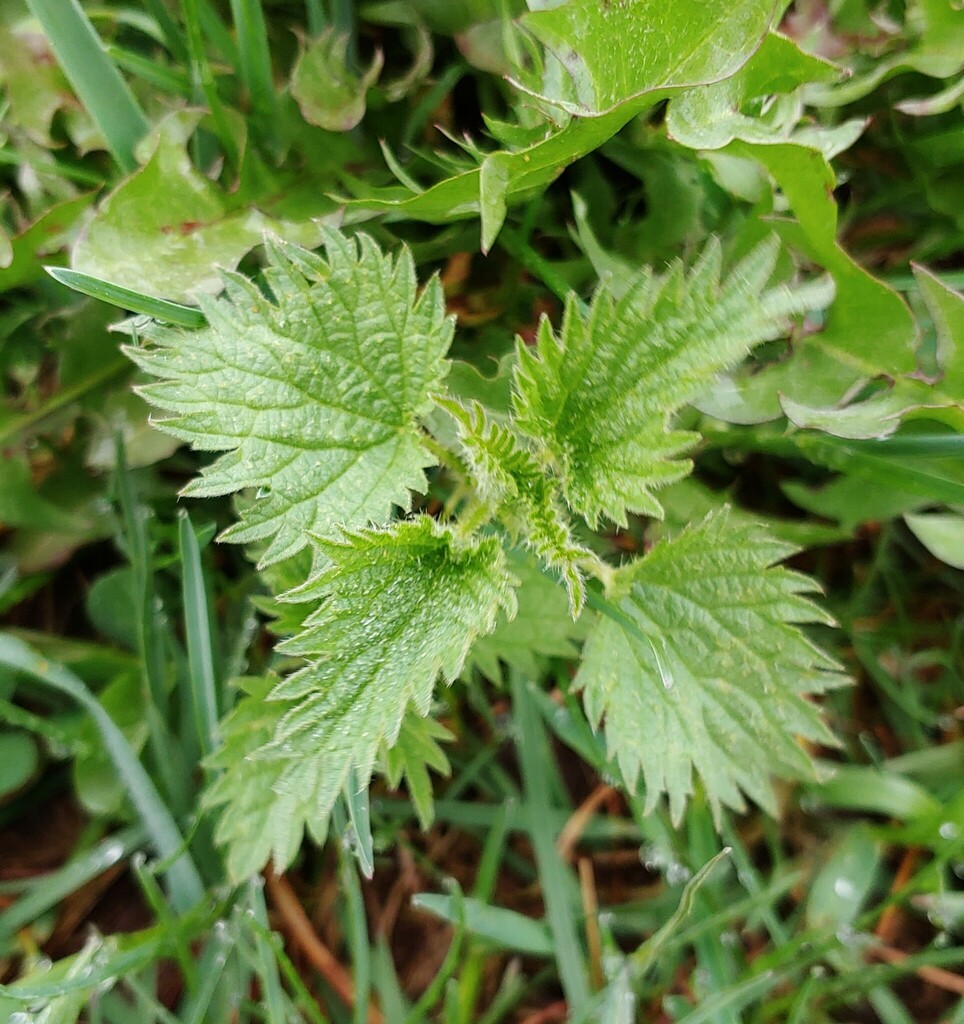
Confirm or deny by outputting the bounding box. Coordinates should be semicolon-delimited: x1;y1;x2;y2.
0;634;204;911
24;0;148;173
0;826;146;940
181;0;239;170
511;672;590;1013
46;266;206;328
178;511;220;757
228;0;280;147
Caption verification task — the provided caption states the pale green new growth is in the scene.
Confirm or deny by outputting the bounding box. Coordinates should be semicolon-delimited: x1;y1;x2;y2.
576;510;846;824
129;230;453;564
512;236;834;527
208;517;516;874
441;398;592;614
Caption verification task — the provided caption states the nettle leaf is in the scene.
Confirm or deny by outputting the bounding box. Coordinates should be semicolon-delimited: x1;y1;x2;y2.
442;399;592;614
512;236;833;527
203;677;311;881
129;230;454;564
381;710;454;829
237;517;516;867
576;511;846;823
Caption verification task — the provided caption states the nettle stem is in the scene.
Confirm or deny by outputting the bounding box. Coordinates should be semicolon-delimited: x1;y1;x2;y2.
581;553;617;596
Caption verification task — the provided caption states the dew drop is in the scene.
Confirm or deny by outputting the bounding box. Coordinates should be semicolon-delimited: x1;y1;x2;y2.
833;877;856;899
938;821;959;841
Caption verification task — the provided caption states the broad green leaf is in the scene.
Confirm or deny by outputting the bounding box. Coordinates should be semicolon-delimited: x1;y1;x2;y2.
735;144;918;379
346;0;774;244
290;30;383;132
904;512;964;569
576;510;845;824
780;391;912;440
764;265;964;440
442;399;592;613
129;230;454;564
210;518;515;875
71;113;318;302
782;474;929;533
514;0;772;117
381;710;453;829
667;32;846;152
204;677;311;881
691;142;951;436
512;236;832;527
463;547;583;683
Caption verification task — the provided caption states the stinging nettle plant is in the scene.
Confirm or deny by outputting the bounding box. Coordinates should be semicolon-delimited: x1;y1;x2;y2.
125;227;848;880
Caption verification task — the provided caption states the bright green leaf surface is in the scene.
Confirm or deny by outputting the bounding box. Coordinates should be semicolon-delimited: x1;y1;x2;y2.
576;511;846;823
512;236;832;527
915;263;964;400
129;230;454;564
347;0;774;242
210;518;515;875
515;0;773;117
667;32;845;152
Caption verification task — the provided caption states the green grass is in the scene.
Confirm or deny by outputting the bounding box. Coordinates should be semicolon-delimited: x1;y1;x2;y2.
0;1;962;1022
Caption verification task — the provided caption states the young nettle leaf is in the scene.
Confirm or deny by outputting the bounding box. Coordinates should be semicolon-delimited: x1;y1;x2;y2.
512;236;833;527
128;230;454;564
577;510;846;824
203;677;311;881
441;398;592;614
211;517;515;874
381;710;454;830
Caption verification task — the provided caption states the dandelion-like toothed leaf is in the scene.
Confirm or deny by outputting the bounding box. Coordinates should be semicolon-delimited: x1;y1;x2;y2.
512;236;834;527
441;398;592;615
576;510;846;824
128;230;454;564
208;517;515;874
